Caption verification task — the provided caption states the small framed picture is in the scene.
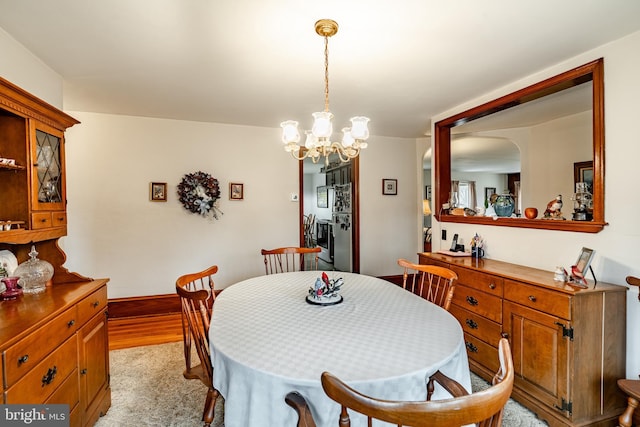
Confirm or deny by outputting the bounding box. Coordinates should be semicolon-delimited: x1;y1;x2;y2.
573;161;593;193
150;182;167;202
571;247;595;285
382;179;397;195
230;183;244;200
425;185;431;200
485;187;497;203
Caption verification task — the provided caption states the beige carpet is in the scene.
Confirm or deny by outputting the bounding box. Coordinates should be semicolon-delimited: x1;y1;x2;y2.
95;341;223;427
95;341;547;426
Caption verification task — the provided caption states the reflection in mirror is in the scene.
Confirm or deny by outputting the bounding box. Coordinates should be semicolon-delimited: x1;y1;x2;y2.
432;58;605;233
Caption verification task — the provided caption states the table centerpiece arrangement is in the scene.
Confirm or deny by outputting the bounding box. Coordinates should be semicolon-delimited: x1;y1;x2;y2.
306;272;343;306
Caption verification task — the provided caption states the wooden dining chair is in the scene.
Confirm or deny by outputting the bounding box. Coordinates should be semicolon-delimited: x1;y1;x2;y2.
618;275;640;427
303;214;317;248
286;338;514;427
175;265;220;427
261;246;321;274
397;258;458;310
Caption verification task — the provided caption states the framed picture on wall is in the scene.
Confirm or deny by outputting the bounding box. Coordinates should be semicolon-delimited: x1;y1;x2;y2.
574;161;593;193
484;187;496;203
150;182;167;202
317;186;328;208
230;183;244;200
425;185;431;200
382;179;397;195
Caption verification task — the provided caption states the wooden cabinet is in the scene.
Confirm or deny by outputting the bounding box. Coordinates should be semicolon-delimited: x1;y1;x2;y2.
78;287;110;427
323;161;351;186
0;77;111;425
0;77;78;244
1;281;111;427
419;253;627;427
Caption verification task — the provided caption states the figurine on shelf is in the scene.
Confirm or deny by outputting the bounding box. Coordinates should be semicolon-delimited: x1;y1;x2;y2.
470;233;484;258
543;195;565;220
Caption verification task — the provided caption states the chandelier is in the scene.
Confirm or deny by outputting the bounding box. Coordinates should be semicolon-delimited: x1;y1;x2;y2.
280;19;370;165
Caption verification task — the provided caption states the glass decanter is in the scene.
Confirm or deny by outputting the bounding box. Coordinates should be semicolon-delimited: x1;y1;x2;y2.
14;245;53;294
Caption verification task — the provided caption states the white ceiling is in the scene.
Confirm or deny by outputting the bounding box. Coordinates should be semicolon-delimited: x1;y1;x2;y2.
1;1;639;139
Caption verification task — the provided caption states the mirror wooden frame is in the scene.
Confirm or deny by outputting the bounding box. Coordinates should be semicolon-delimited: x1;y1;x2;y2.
433;58;605;233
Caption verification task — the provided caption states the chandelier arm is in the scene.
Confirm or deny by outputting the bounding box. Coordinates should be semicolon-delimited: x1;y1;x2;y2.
289;150;310;161
331;143;360;163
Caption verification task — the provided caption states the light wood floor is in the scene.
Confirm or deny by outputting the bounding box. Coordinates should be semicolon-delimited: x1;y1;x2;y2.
108;313;183;350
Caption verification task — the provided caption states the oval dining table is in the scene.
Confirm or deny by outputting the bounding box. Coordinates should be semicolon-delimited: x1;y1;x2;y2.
209;271;470;427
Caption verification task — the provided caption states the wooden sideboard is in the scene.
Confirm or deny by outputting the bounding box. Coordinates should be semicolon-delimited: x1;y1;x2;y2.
419;252;627;427
1;280;110;426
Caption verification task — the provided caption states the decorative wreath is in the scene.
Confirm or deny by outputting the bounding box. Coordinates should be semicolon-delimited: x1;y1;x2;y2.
177;171;223;220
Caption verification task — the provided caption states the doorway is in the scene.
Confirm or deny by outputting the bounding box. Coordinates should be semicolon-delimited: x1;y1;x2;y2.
298;156;360;273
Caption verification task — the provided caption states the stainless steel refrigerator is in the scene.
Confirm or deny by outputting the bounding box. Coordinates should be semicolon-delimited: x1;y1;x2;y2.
332;183;352;272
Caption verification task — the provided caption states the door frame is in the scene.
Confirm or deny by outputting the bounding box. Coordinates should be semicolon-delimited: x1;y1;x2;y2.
298;157;360;273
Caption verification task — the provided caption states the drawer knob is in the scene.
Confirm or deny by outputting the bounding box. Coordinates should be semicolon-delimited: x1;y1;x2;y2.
80;369;88;375
465;319;478;329
42;366;57;386
67;319;75;328
92;301;100;308
489;283;496;289
528;295;537;302
465;342;478;353
466;296;479;306
501;332;509;339
18;354;29;365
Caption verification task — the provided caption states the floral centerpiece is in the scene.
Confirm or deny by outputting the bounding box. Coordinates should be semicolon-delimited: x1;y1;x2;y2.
307;272;343;305
177;171;223;220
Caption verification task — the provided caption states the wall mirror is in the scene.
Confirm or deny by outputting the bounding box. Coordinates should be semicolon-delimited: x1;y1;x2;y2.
433;58;605;233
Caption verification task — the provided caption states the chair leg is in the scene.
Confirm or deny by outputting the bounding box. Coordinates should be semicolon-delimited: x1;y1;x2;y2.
202;388;219;427
619;395;639;427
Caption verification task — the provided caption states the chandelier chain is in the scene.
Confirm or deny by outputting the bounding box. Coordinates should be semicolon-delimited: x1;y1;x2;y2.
324;35;330;113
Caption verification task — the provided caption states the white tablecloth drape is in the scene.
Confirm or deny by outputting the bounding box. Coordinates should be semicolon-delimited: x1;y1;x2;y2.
210;271;470;427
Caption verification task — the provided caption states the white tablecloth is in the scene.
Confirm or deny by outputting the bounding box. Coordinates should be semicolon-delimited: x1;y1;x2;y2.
210;271;470;427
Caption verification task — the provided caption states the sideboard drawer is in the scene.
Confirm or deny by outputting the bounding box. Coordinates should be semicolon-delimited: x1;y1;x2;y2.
77;286;108;325
51;211;67;227
449;303;502;347
452;266;503;297
5;335;78;404
31;212;52;229
3;306;78;387
46;367;80;409
463;333;499;373
504;280;571;320
452;284;502;323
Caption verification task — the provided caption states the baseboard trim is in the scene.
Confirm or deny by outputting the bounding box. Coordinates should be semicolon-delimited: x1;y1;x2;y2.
108;294;181;318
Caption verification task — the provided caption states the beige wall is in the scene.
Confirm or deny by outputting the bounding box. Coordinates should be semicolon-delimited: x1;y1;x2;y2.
59;112;418;297
0;27;63;107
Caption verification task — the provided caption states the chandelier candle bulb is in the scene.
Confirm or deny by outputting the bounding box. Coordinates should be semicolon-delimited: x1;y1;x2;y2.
341;128;354;147
350;116;370;140
280;121;300;144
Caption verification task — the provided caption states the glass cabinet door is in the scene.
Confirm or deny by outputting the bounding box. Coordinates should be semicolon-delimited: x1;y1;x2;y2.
31;121;65;210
